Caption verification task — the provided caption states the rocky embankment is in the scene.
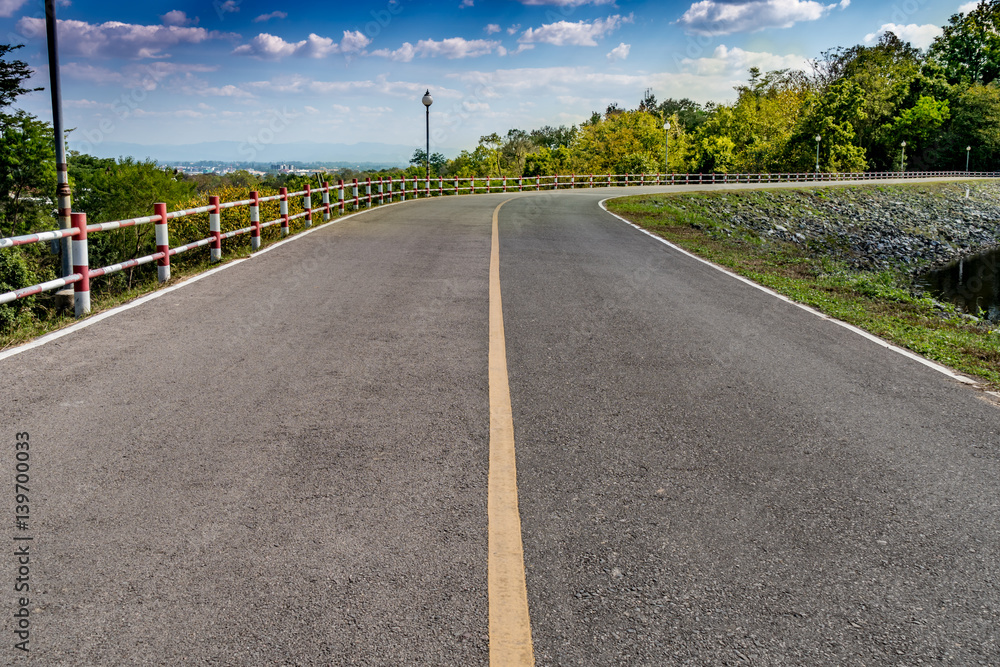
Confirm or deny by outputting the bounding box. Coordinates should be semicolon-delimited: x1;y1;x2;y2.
678;181;1000;275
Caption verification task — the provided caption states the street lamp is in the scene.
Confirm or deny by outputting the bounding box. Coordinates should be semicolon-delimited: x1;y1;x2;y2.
422;89;433;182
966;145;971;172
663;120;670;173
815;135;821;173
900;140;906;172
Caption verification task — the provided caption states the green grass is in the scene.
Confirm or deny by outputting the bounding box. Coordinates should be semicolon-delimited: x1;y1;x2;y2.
607;192;1000;389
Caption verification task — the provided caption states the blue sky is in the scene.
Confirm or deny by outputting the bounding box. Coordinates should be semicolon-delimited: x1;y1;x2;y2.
0;0;978;161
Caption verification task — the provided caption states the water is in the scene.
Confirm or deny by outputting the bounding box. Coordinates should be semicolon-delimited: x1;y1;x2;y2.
920;247;1000;321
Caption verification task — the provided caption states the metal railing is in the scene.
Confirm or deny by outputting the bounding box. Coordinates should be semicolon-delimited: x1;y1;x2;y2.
1;170;997;318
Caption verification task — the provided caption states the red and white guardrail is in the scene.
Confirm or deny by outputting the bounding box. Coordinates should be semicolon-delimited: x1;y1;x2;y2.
1;170;996;318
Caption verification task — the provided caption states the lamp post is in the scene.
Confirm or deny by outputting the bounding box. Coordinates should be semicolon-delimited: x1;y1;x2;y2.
900;140;906;172
966;145;971;172
815;135;821;173
663;120;670;173
421;90;433;181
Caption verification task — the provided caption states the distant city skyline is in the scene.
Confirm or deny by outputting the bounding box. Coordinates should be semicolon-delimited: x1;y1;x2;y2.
0;0;978;161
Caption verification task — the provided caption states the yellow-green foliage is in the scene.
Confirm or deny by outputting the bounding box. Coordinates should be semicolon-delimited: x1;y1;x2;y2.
167;185;309;269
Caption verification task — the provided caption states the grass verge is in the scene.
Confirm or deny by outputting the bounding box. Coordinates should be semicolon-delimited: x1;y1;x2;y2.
606;192;1000;390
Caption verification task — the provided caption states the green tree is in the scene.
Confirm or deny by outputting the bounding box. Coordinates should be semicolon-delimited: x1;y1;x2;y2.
0;110;56;238
0;45;38;109
935;83;1000;169
930;0;1000;85
574;109;670;174
69;155;195;289
692;69;810;173
785;79;868;172
834;33;924;169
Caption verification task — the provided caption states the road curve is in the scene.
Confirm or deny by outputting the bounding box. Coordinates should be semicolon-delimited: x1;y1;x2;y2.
1;182;998;665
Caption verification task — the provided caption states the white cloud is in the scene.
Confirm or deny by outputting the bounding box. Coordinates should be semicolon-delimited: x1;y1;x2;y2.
65;99;112;109
188;83;254;98
507;24;521;35
233;33;300;58
304;105;320;114
233;30;371;59
678;0;844;36
217;0;239;13
254;11;288;23
681;44;809;76
17;17;219;59
519;14;632;46
331;104;351;113
372;37;500;61
460;0;473;6
486;23;501;34
450;45;810;106
0;0;28;18
607;42;630;61
248;74;459;100
161;10;197;27
959;1;978;12
60;61;217;90
864;23;942;49
339;30;371;53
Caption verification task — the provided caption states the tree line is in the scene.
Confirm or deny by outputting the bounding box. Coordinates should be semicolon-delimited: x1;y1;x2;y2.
410;2;1000;178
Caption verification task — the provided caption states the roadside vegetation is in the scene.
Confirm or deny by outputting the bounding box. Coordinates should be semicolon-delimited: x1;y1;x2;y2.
607;187;1000;389
3;2;1000;347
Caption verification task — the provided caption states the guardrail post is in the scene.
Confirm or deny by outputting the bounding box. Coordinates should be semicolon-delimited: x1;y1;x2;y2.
322;182;331;220
378;177;385;205
72;212;90;317
503;176;507;193
304;184;313;228
388;177;395;202
210;195;222;261
589;174;594;188
250;192;261;250
338;179;345;214
154;202;170;281
365;177;372;207
438;177;443;196
454;178;459;195
279;187;289;236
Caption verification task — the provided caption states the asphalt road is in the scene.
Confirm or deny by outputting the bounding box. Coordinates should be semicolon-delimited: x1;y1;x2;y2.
2;183;999;665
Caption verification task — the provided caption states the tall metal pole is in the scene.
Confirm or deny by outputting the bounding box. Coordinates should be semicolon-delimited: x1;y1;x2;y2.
421;90;433;182
663;121;670;173
900;140;906;172
815;135;821;173
45;0;72;278
966;145;971;172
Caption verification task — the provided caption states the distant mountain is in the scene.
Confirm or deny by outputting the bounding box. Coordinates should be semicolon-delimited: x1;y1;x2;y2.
67;140;449;167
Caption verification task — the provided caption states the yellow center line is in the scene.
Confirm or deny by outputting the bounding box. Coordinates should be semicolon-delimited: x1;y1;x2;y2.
489;199;535;666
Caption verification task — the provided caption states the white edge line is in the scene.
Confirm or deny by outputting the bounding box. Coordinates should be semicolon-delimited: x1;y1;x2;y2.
0;200;401;363
598;197;980;387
